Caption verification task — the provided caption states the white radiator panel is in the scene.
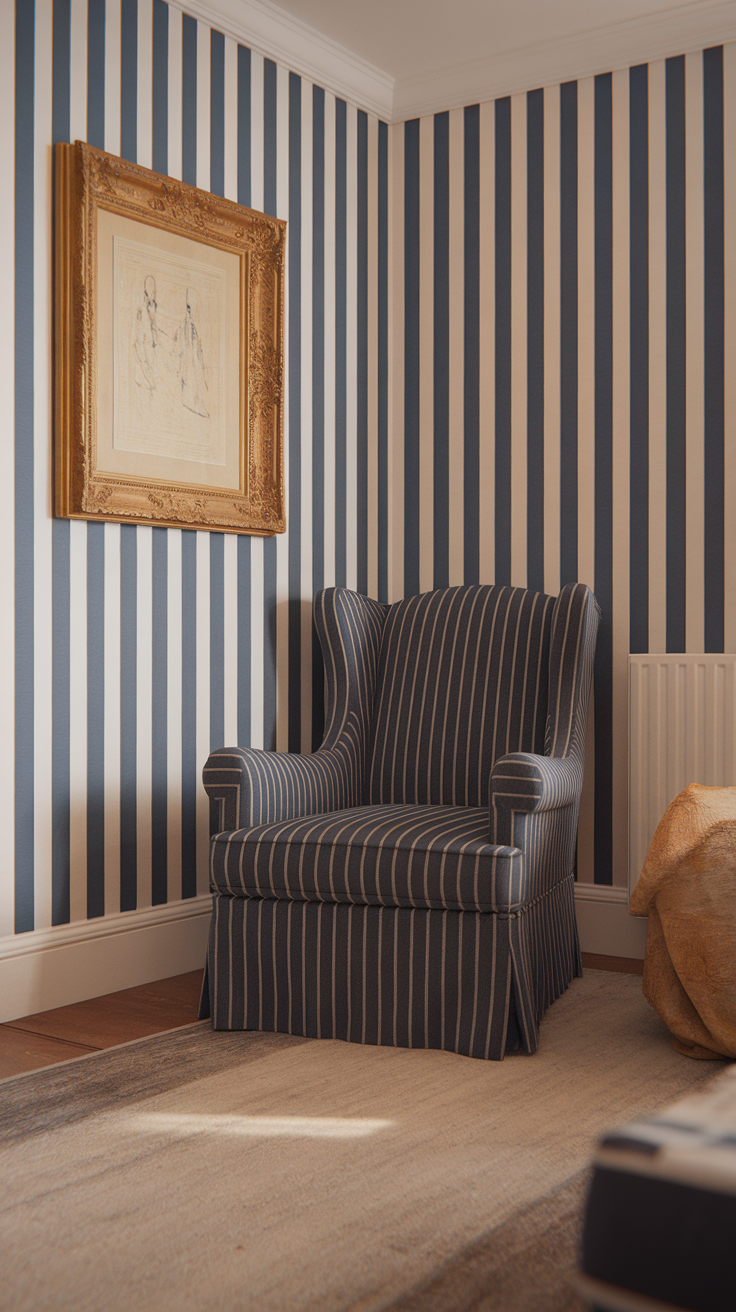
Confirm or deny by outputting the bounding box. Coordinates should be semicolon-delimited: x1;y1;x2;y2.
629;655;736;896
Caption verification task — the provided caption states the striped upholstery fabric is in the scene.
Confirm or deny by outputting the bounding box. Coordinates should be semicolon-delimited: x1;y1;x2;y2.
201;582;600;1061
207;896;523;1060
210;804;523;912
368;586;553;806
490;582;601;897
203;589;387;832
204;874;579;1061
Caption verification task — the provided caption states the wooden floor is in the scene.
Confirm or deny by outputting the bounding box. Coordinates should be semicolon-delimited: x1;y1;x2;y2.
581;952;644;976
0;971;204;1080
0;955;643;1081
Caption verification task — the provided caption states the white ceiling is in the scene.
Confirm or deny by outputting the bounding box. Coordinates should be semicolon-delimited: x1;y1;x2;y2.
265;0;709;82
184;0;736;118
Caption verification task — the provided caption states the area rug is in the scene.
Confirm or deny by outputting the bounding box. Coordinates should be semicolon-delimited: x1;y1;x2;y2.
0;971;722;1311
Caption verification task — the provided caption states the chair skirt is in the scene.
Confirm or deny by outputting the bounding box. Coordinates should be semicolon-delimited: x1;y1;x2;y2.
201;873;581;1061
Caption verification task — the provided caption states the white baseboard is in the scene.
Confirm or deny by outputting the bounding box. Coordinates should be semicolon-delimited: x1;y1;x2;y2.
0;886;644;1024
0;897;212;1024
574;882;648;959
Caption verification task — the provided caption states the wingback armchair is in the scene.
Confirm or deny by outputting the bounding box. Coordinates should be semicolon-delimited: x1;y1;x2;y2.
200;582;600;1060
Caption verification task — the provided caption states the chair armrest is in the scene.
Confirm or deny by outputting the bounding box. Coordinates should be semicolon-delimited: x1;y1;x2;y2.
203;730;361;834
490;753;582;847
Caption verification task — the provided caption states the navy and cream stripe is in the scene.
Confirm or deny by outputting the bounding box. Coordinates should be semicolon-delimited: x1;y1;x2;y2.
202;581;599;1058
209;896;531;1060
6;0;385;937
391;51;732;889
367;586;552;807
211;804;523;913
4;5;735;944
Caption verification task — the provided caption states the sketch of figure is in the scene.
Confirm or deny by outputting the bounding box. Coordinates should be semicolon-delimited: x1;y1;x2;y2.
133;275;161;396
115;235;225;466
176;287;209;418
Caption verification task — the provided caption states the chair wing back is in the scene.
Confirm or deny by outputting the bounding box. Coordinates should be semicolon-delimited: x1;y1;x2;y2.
544;582;601;763
316;588;388;773
366;585;555;807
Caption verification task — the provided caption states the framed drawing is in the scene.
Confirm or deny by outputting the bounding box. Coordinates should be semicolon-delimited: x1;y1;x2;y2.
54;141;285;535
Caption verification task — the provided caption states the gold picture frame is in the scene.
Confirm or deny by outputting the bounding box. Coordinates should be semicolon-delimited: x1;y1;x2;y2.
54;141;285;535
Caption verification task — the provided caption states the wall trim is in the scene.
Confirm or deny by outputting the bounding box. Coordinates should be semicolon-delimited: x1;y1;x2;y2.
175;0;736;123
574;884;648;959
0;898;212;1024
0;895;212;962
0;885;644;1018
170;0;394;120
574;881;629;906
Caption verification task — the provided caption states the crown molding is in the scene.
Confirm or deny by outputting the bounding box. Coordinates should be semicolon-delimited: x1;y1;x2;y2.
174;0;736;123
169;0;394;120
392;0;736;120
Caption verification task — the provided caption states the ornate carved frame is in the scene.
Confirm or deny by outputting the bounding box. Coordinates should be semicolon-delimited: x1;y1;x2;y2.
54;141;285;534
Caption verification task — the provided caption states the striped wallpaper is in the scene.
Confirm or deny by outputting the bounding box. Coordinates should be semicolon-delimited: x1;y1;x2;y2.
3;0;386;937
3;2;734;943
388;45;736;888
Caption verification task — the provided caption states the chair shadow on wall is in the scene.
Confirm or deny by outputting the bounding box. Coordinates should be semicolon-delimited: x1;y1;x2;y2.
269;596;326;752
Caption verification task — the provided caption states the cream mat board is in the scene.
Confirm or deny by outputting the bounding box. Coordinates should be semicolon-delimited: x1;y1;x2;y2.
0;972;722;1312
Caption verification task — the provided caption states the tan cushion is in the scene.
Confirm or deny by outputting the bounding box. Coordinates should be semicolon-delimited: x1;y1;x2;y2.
630;784;736;1059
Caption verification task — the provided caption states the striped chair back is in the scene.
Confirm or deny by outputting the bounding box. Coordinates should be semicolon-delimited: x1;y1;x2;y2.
366;585;555;807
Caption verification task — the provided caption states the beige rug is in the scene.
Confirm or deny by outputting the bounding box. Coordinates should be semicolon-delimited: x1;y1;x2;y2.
0;971;722;1311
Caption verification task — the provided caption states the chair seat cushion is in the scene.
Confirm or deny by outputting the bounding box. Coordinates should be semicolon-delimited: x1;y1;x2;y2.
210;804;522;912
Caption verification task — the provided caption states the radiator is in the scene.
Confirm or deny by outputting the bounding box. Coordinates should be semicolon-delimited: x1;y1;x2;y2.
629;655;736;896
